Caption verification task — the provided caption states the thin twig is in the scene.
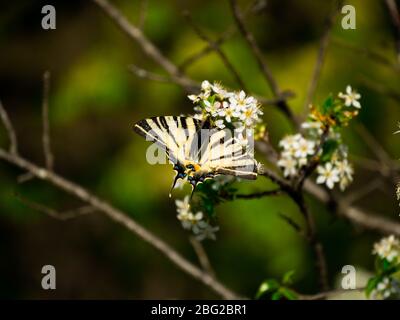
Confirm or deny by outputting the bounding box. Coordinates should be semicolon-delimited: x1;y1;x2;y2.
179;27;237;72
355;123;394;165
298;287;365;300
229;0;278;95
183;10;247;90
178;1;257;71
0;147;242;299
304;179;400;236
384;0;400;64
91;0;198;92
303;0;343;114
128;64;187;85
341;179;383;206
235;189;282;199
229;0;297;127
332;37;400;72
278;212;304;236
42;70;54;171
138;0;148;30
296;195;329;291
15;193;96;220
360;76;400;101
0;100;18;155
189;236;216;278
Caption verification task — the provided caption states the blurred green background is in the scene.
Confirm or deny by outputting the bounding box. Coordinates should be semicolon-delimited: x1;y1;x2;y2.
1;0;400;299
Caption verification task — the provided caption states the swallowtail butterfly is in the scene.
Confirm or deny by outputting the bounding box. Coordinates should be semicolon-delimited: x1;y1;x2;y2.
133;116;258;196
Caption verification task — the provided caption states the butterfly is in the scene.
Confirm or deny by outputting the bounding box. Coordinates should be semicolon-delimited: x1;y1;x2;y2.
133;116;258;196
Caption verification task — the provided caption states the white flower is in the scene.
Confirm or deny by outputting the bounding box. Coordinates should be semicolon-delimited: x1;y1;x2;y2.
373;235;400;262
277;157;298;177
177;207;206;232
204;100;224;116
316;162;340;189
338;85;361;108
301;121;323;135
201;80;212;91
371;277;398;300
239;105;262;127
188;94;199;102
279;134;302;150
334;159;354;191
188;90;210;103
196;224;220;241
175;196;190;215
229;90;257;111
212;82;230;99
215;119;225;129
294;138;315;159
218;105;240;123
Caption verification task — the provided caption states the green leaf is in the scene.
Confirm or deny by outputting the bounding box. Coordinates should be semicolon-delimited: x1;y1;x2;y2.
365;276;381;297
280;287;298;300
282;270;295;285
255;279;280;299
321;94;334;114
320;139;339;162
271;291;283;300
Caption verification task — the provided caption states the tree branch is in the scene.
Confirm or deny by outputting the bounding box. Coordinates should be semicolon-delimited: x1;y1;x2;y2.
384;0;400;64
0;147;242;299
15;193;96;221
304;179;400;236
295;194;329;291
91;0;198;92
183;10;247;90
189;236;216;278
229;0;298;127
303;0;342;114
42;70;54;171
0;99;18;155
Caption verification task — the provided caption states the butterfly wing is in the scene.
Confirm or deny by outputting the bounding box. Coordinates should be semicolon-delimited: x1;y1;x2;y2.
198;129;258;180
133;116;202;165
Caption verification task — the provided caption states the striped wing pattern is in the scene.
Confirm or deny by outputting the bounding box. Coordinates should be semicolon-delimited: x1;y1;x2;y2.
134;116;201;165
133;116;257;183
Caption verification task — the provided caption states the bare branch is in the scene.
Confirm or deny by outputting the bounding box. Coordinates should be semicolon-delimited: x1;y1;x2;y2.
235;188;281;199
229;0;298;127
189;236;216;278
15;193;96;220
127;64;191;85
178;1;258;71
303;1;342;114
0;100;18;155
304;179;400;236
355;123;395;166
299;287;365;300
229;0;278;95
183;10;247;90
138;0;148;30
0;147;242;299
332;37;400;72
341;179;383;206
91;0;197;92
179;27;237;72
296;195;329;291
384;0;400;64
42;70;54;171
278;212;304;236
